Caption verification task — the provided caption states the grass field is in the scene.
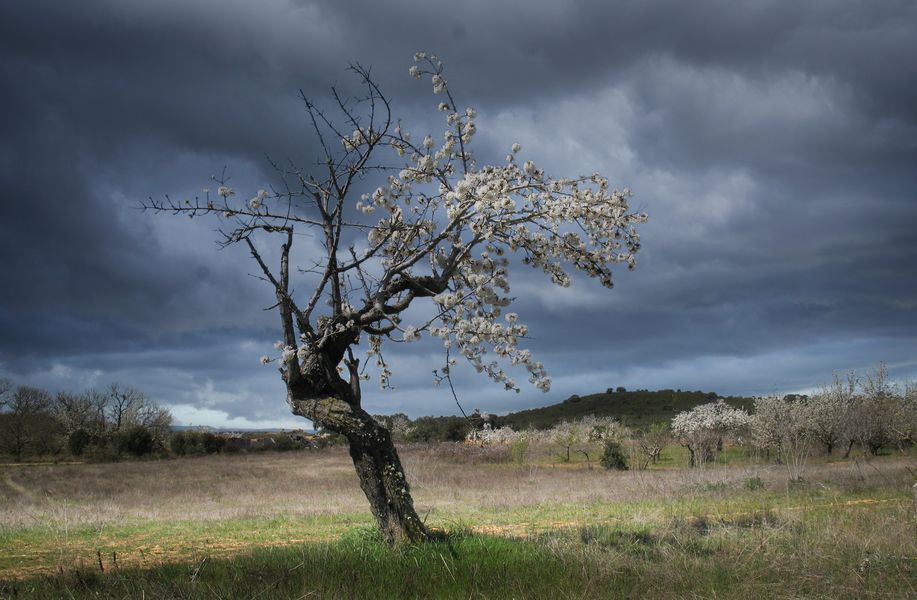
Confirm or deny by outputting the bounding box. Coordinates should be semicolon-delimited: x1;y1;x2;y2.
1;445;915;598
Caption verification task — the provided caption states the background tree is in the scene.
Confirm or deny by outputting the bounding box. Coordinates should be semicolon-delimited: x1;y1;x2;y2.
53;389;107;455
751;395;813;480
373;413;413;442
804;372;856;455
633;421;669;469
671;400;749;467
145;52;647;544
546;420;588;463
53;385;172;458
580;415;630;464
893;380;917;450
102;384;173;453
847;364;896;456
0;385;56;461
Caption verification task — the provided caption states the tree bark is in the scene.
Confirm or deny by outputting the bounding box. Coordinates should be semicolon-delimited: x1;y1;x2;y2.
346;419;429;545
286;383;429;545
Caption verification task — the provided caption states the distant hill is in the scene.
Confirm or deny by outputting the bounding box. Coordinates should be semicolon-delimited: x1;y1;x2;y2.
494;388;755;430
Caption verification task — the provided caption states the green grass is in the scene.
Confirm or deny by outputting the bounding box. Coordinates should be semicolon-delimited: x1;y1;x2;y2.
0;512;374;580
2;448;914;597
3;497;913;599
2;477;914;598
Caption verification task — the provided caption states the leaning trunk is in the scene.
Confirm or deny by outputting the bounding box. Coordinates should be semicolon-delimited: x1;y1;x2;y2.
346;419;429;544
286;383;428;545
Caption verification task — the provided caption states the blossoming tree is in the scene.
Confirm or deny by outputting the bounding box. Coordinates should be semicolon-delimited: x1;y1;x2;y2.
146;53;647;544
752;395;814;480
671;400;750;466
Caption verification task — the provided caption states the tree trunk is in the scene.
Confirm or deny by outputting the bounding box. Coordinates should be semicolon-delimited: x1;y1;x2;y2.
346;420;429;545
286;385;429;545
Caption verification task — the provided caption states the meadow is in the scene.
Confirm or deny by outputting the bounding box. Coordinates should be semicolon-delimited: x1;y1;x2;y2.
1;445;915;598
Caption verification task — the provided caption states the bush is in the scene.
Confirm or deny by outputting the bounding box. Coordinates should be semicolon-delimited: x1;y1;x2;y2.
170;430;227;456
118;425;155;457
274;434;296;452
201;432;226;454
745;476;765;491
222;440;242;453
510;437;530;464
600;440;628;470
406;416;470;443
67;428;93;456
170;431;189;455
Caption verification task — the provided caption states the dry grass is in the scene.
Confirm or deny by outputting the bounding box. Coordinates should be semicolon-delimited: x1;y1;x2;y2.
1;444;913;531
1;445;915;596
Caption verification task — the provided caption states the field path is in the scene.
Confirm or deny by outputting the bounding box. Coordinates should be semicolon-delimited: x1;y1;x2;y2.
1;470;28;495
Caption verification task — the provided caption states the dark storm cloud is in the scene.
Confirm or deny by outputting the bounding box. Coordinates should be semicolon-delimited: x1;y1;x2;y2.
1;0;915;425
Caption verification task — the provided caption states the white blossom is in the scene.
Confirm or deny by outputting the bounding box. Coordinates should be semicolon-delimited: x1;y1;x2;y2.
281;345;296;363
225;52;648;398
249;189;269;210
431;74;446;94
671;400;750;466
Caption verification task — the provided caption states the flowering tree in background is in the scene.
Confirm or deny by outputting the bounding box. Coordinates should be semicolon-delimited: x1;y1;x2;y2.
847;364;897;456
633;422;669;469
145;53;647;544
896;380;917;449
804;372;857;455
752;395;813;480
671;400;750;467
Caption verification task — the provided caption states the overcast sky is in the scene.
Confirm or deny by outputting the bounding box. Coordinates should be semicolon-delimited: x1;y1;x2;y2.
1;0;915;428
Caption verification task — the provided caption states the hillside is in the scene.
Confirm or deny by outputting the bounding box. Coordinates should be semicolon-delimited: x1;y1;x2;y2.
494;388;755;430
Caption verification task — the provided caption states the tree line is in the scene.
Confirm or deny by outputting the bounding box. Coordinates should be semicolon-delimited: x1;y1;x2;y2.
0;378;172;461
671;365;916;478
402;365;916;478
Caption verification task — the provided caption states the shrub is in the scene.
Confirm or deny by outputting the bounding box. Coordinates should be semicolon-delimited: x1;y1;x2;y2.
170;431;189;455
118;425;155;457
201;432;226;454
406;416;470;443
510;436;530;464
222;438;244;453
745;476;765;491
274;434;296;452
170;430;229;456
600;440;629;470
67;428;93;456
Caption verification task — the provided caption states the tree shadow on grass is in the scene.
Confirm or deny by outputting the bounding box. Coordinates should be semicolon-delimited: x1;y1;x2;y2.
0;528;636;599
